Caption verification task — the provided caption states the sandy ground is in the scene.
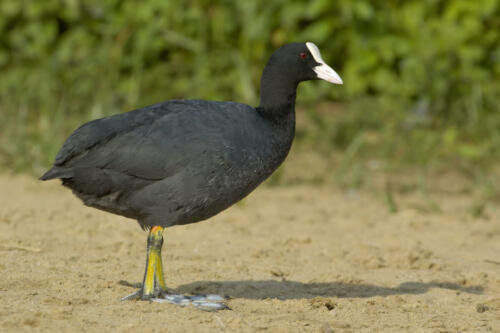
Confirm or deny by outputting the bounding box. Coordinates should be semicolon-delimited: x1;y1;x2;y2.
0;174;499;332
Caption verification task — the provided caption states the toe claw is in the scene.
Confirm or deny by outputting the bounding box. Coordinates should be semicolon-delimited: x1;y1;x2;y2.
120;291;142;301
192;301;230;311
205;294;227;302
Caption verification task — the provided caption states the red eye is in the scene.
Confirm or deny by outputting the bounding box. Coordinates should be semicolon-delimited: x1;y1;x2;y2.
300;52;308;59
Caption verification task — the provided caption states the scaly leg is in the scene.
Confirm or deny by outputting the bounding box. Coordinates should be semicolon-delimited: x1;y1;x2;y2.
121;226;228;311
142;226;167;298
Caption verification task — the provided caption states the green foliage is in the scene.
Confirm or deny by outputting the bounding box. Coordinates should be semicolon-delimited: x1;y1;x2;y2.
1;0;500;177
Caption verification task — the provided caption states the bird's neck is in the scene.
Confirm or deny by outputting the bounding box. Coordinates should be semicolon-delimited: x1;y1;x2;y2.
257;63;298;118
256;95;296;124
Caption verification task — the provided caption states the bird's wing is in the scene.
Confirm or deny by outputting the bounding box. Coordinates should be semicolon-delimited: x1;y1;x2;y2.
54;102;169;167
53;100;252;181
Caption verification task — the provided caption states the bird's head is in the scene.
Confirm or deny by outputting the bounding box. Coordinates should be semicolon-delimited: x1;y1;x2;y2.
264;42;343;86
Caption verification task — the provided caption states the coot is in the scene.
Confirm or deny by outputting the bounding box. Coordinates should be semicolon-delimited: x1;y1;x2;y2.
41;42;342;310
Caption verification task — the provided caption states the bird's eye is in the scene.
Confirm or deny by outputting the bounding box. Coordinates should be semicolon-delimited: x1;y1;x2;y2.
299;52;308;59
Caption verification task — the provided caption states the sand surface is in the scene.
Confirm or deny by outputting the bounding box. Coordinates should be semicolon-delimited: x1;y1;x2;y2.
1;174;499;332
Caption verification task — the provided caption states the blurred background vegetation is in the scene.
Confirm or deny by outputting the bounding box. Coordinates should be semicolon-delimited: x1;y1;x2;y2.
1;0;499;198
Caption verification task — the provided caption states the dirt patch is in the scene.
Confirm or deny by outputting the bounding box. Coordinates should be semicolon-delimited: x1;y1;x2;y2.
0;175;499;332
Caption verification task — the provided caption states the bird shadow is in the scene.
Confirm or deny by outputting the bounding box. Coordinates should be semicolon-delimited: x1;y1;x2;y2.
120;279;483;300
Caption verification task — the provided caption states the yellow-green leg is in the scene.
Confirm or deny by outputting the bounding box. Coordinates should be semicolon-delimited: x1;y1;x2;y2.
121;226;228;310
141;226;167;299
121;226;167;300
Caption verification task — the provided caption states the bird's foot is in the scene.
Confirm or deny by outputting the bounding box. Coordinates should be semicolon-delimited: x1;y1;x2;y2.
152;293;229;311
120;227;228;311
120;289;229;311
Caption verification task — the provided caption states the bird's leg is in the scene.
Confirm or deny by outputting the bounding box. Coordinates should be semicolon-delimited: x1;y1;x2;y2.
120;226;229;311
121;226;167;300
142;226;167;298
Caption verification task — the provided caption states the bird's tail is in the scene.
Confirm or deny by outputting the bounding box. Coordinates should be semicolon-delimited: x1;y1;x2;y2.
39;167;73;181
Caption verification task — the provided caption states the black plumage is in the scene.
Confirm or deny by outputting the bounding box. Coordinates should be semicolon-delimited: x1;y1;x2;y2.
42;100;292;228
40;42;342;305
41;42;342;230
